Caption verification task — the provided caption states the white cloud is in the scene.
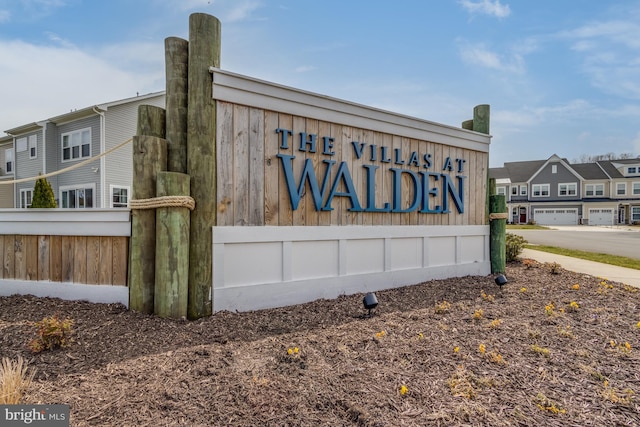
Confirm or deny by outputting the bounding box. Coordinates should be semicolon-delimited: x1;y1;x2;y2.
0;9;10;22
458;41;524;73
0;40;162;133
459;0;510;18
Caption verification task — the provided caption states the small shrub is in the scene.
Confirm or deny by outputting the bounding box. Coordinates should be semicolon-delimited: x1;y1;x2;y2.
435;300;451;314
0;356;36;404
506;233;527;262
30;177;57;208
545;262;561;274
28;315;74;353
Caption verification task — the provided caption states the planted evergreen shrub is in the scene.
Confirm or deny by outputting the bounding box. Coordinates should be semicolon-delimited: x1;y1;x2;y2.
506;233;527;262
30;177;57;208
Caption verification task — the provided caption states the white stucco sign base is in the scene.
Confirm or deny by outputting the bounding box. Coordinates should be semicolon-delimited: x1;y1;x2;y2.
212;225;490;312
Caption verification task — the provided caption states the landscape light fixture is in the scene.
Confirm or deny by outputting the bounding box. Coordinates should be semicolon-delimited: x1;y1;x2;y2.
494;274;508;290
363;292;378;317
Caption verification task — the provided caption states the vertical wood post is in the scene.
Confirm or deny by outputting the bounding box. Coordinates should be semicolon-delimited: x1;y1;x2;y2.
154;172;190;318
137;105;166;139
489;194;507;273
472;104;491;225
129;135;167;313
187;13;221;319
165;37;189;173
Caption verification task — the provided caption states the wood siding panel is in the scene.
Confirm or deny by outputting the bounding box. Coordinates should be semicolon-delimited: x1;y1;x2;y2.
213;103;486;228
99;236;113;285
38;236;50;281
112;237;128;286
3;236;14;278
25;235;37;280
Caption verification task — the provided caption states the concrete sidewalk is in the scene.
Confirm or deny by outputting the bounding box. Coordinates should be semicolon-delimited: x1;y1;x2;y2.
521;248;640;288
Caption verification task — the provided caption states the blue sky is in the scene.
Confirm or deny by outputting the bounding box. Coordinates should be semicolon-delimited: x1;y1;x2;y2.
1;0;639;167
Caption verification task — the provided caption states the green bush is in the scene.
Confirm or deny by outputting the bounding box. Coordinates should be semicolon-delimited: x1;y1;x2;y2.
30;177;57;208
506;233;527;262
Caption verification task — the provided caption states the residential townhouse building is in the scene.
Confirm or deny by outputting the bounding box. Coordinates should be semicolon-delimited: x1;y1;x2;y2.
489;154;640;225
3;92;165;209
0;135;14;208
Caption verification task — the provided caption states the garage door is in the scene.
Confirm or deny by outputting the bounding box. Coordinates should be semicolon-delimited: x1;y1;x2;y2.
588;208;614;226
534;209;578;225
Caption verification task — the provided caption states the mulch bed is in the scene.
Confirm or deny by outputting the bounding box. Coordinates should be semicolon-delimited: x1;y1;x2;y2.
1;259;639;426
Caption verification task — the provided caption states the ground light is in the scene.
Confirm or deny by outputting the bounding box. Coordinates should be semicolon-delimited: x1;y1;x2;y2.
363;292;378;317
495;274;508;290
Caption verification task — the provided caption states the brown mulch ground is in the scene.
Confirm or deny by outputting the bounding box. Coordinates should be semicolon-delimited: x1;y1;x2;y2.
1;259;639;426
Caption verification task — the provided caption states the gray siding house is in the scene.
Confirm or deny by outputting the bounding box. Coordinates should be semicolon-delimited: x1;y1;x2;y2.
0;135;14;208
4;92;165;209
490;154;640;225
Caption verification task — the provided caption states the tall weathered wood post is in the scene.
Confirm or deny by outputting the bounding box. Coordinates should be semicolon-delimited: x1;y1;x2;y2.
489;194;507;273
187;13;221;319
165;37;189;173
129;106;167;313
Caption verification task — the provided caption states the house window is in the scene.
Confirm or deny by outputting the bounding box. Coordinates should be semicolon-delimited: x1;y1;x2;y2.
61;128;91;162
111;186;129;208
632;207;640;222
532;184;550;197
551;165;557;174
28;135;37;159
558;183;577;196
60;185;94;208
4;148;12;173
511;186;518;195
633;182;640;195
628;167;637;174
617;183;626;196
20;189;33;208
520;185;527;196
497;187;506;196
585;184;604;197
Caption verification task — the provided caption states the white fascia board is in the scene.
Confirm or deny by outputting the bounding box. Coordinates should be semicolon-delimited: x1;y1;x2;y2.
0;209;131;236
210;68;491;153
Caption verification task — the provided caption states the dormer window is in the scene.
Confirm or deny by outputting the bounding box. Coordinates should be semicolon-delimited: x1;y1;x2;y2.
628;166;637;174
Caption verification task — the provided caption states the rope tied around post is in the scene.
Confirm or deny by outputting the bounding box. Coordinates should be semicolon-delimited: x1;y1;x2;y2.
129;195;196;211
489;212;509;221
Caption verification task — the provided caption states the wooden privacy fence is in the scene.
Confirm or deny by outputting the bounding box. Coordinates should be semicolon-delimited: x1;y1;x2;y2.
0;209;130;305
0;235;127;285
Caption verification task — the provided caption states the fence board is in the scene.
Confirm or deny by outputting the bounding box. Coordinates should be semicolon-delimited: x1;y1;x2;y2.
264;111;279;226
3;236;14;278
112;237;128;286
73;236;87;284
61;236;73;282
49;235;62;282
234;104;250;226
216;101;234;226
25;235;37;280
14;235;26;280
38;236;50;281
86;236;101;284
99;236;113;285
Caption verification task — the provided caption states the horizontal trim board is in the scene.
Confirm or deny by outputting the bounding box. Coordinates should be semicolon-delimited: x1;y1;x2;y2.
0;279;129;307
0;209;131;236
211;69;490;153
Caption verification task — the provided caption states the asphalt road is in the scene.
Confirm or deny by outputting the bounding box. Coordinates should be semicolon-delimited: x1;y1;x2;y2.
509;227;640;260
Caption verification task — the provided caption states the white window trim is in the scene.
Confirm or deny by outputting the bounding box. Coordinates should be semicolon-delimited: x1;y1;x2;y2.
558;182;577;197
616;182;626;196
632;182;640;196
497;186;506;196
20;188;33;209
59;183;96;208
551;164;557;174
110;185;130;208
632;206;640;222
28;135;37;159
532;184;550;197
61;127;92;163
585;183;604;197
520;185;527;196
511;186;518;195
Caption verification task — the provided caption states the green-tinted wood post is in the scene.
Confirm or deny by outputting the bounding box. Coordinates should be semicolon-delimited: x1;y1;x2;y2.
165;37;189;173
154;172;190;318
489;194;507;273
129;135;167;313
137;105;166;139
461;119;474;130
187;13;220;319
472;104;491;225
